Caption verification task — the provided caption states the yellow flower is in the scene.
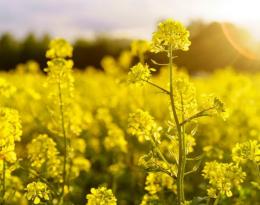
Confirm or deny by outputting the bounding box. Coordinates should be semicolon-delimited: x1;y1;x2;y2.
46;38;73;59
27;134;62;180
145;172;175;195
86;187;117;205
70;156;91;179
128;63;155;85
0;107;22;163
202;161;246;198
25;181;51;204
232;140;260;164
128;109;161;143
0;78;16;98
104;123;127;153
151;18;191;53
140;194;160;205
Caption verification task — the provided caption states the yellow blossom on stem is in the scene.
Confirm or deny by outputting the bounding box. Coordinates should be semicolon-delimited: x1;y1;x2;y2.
151;18;191;53
25;181;51;204
202;161;246;198
86;187;117;205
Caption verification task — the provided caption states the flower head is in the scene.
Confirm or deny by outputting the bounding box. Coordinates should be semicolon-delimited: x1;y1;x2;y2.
86;187;117;205
202;161;246;198
128;63;155;85
145;172;175;195
27;134;62;180
25;181;51;204
0;107;22;163
0;78;16;98
128;109;161;143
46;38;73;59
232;140;260;164
151;19;191;53
140;194;160;205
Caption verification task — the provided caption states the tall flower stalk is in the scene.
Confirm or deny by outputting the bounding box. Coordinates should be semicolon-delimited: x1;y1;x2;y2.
45;38;74;203
0;107;22;205
128;19;225;205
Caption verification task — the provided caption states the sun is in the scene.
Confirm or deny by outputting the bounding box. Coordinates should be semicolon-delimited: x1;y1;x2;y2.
209;0;260;41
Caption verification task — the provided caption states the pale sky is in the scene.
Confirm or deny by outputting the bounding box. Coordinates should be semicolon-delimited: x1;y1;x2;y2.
1;0;260;40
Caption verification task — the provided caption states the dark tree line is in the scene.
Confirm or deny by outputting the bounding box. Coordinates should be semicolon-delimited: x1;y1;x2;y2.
0;33;130;71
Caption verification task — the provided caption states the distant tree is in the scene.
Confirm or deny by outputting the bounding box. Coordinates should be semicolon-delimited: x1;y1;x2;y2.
0;33;20;70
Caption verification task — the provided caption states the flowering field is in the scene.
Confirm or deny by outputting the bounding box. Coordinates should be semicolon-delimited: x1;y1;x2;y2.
0;19;259;205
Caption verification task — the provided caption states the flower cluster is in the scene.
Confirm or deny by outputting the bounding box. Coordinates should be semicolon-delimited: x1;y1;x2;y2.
145;172;175;195
128;109;161;143
86;187;117;205
15;60;40;74
151;18;191;53
140;194;160;205
46;38;73;59
104;123;127;153
202;161;246;198
44;38;82;138
0;107;22;163
232;140;260;165
25;181;51;204
140;172;175;205
0;77;16;98
172;72;198;119
27;134;62;181
128;63;155;85
70;156;91;179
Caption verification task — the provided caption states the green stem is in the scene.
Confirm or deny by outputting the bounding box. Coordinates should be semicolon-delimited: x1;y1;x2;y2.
213;194;221;205
180;92;186;202
142;79;170;95
58;79;68;204
150;137;174;177
168;46;185;204
179;107;215;126
1;160;6;205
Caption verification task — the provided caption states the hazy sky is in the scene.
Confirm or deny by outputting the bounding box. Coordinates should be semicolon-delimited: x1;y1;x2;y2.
1;0;260;40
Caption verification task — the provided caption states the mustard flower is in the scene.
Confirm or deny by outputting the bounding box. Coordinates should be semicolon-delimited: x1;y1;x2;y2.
104;123;127;153
202;161;246;198
145;172;175;195
128;63;155;85
0;107;22;163
171;73;198;119
46;38;73;59
0;78;16;98
27;134;62;180
140;194;160;205
232;140;260;164
70;156;91;179
25;181;51;204
151;18;191;53
86;187;117;205
128;109;161;143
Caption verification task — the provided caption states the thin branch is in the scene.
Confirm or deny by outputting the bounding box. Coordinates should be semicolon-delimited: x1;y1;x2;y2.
186;154;204;161
150;139;173;175
142;79;170;95
179;107;215;126
184;169;198;176
151;59;169;66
